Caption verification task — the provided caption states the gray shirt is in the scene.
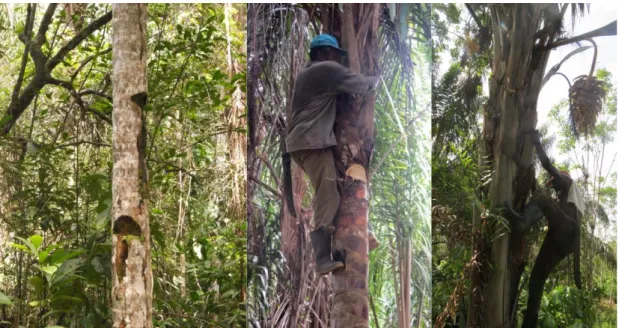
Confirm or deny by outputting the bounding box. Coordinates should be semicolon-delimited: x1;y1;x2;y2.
286;61;377;153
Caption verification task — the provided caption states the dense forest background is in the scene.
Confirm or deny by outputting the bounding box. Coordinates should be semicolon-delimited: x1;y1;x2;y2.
247;4;431;327
431;4;616;327
0;4;246;327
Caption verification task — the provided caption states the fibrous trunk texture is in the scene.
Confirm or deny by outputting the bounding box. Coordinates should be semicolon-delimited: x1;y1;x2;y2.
111;4;153;328
475;4;561;327
329;4;380;327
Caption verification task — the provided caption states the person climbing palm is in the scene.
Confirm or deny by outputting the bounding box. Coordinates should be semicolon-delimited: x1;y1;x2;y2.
503;130;584;327
285;34;379;275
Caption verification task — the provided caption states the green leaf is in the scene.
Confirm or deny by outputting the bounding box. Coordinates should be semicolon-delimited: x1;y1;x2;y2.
14;236;37;255
43;243;62;254
50;249;67;264
10;243;29;252
41;265;58;276
30;235;43;250
56;250;86;264
52;295;83;303
0;291;12;305
29;300;42;307
0;114;12;129
38;250;50;264
96;198;112;230
29;276;44;294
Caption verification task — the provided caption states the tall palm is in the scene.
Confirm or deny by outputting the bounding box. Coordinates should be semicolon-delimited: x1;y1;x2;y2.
247;3;431;327
432;4;615;327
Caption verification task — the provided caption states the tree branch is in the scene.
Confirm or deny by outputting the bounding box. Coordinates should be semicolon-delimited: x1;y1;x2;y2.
2;10;113;136
151;159;198;179
47;11;112;70
249;175;283;199
55;140;111;149
538;20;617;51
70;48;112;83
256;151;281;187
465;4;485;31
48;78;112;125
36;4;58;41
12;4;35;104
78;89;112;102
28;4;57;66
17;4;35;44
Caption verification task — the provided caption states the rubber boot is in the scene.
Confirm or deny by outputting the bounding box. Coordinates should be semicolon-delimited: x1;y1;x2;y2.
310;229;344;275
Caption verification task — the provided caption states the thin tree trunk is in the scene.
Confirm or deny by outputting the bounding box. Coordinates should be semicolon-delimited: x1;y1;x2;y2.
111;4;153;327
402;238;412;327
224;3;247;304
175;109;187;298
414;290;424;328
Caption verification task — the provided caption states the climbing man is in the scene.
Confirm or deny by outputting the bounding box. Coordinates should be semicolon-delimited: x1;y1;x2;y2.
503;130;584;327
284;34;379;275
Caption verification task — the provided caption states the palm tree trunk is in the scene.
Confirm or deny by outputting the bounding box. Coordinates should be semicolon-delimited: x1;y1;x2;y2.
475;4;561;327
330;4;380;327
110;4;153;327
414;290;424;328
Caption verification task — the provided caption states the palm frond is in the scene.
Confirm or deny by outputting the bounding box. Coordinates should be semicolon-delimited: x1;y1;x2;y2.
581;229;616;269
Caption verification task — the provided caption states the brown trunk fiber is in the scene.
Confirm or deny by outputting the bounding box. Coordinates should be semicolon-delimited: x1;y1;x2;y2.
330;4;380;327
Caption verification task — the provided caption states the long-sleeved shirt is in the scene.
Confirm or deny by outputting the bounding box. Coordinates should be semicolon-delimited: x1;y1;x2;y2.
286;61;377;153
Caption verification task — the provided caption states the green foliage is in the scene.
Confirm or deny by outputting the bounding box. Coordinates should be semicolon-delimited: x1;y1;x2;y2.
8;233;110;326
0;291;12;306
537;286;595;327
1;3;246;327
431;4;616;326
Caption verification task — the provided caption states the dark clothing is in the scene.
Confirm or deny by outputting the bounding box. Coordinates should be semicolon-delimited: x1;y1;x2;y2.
286;60;376;231
520;187;581;328
286;61;377;153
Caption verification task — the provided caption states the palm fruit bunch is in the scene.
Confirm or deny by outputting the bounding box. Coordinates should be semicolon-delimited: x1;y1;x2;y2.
568;74;606;137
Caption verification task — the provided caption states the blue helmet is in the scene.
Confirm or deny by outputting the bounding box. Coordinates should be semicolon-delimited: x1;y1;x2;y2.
310;34;348;56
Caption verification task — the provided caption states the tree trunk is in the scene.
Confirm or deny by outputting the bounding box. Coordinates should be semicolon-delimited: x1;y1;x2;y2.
402;239;412;328
329;4;380;327
414;290;424;328
110;4;153;327
475;4;562;327
279;30;306;325
224;3;247;304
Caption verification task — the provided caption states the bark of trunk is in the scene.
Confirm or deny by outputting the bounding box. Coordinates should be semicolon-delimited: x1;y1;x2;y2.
224;3;247;304
330;4;380;327
111;4;153;328
399;238;412;328
414;290;424;328
279;39;306;325
467;138;487;328
475;4;561;327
